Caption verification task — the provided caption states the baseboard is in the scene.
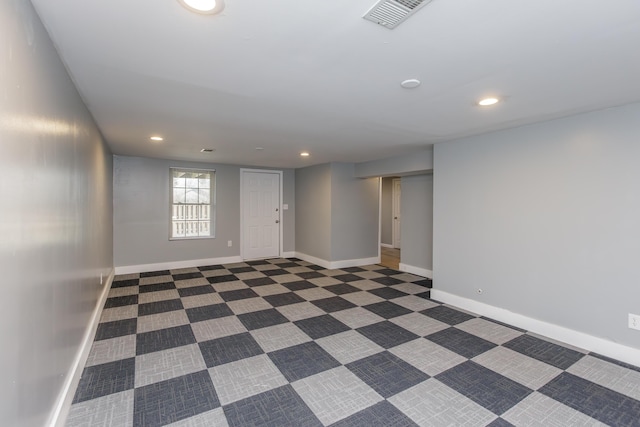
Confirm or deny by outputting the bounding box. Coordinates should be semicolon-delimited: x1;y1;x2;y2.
380;243;393;248
295;252;381;270
398;263;433;279
115;256;243;275
48;268;115;427
281;251;296;258
431;289;640;369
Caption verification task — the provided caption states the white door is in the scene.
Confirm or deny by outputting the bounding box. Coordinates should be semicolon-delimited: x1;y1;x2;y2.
241;170;281;260
392;178;401;249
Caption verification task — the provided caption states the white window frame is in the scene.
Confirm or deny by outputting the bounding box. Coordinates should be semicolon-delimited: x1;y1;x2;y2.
169;167;216;240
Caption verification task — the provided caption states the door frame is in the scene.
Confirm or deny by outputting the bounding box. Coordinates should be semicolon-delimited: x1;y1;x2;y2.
392;178;401;249
239;168;283;260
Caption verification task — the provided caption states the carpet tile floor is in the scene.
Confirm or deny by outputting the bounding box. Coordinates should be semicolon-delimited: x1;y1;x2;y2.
67;258;640;427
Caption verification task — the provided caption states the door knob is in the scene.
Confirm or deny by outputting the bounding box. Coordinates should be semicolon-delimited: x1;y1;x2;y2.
275;220;280;224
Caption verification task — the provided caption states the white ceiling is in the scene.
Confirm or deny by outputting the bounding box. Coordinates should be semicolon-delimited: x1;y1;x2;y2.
31;0;640;168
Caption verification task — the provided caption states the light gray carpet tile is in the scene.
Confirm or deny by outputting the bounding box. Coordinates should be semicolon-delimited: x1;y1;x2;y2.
173;277;211;289
307;276;344;287
86;335;136;367
211;281;249;293
136;310;190;334
250;323;312;353
66;389;134;427
108;286;139;298
330;307;385;329
99;305;138;323
473;346;563;390
349;279;385;291
191;316;248;342
209;354;288;405
455;317;524;345
180;292;225;309
271;274;303;284
294;287;335;301
275;302;326;322
389;379;497;427
252;284;290;296
390;338;466;376
134;343;206;388
392;295;439;312
567;355;640;400
138;289;181;304
292;366;383;426
390;282;430;295
165;408;229;427
316;330;384;365
390;312;450;337
501;392;608;427
139;275;173;286
226;297;273;315
340;291;385;306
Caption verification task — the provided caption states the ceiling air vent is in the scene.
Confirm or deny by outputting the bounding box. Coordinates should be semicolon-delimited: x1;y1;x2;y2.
363;0;433;29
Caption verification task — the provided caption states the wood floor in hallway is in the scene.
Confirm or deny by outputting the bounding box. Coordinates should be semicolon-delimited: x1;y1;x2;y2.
380;246;400;270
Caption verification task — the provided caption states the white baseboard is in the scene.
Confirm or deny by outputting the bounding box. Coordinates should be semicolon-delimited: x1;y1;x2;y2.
398;263;433;279
115;256;243;275
281;251;296;258
380;243;394;248
431;289;640;369
295;252;380;270
48;268;115;427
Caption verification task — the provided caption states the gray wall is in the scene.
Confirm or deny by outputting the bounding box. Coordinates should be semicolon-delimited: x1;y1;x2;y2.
400;174;433;271
330;163;379;261
295;163;332;260
355;149;433;178
381;177;394;245
114;156;294;267
0;1;114;425
433;102;640;350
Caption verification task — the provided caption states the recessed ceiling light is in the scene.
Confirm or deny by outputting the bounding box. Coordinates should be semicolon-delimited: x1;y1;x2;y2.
200;148;215;153
478;97;500;106
150;136;163;141
177;0;225;14
400;79;421;89
300;152;310;157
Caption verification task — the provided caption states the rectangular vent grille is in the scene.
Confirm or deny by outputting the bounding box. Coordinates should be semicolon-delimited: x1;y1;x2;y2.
363;0;433;29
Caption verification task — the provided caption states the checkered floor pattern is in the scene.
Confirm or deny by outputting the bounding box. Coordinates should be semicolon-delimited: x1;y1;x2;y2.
67;258;640;427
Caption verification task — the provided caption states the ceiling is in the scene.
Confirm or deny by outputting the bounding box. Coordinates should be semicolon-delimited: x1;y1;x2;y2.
31;0;640;168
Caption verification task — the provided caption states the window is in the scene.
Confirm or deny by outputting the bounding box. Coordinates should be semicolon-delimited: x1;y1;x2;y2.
170;168;215;239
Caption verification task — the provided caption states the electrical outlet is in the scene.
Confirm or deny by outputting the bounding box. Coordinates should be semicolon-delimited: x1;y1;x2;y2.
227;240;232;247
629;313;640;331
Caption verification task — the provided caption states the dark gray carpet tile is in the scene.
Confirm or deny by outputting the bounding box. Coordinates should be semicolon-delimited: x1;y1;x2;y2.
480;316;527;333
306;264;325;271
111;278;139;288
95;318;137;341
420;305;476;325
219;288;259;302
296;271;326;279
207;274;239;284
133;370;220;426
177;284;215;298
411;278;432;288
436;361;532;415
136;324;196;355
268;342;341;382
341;266;366;273
375;268;403;276
244;277;276;287
138;299;184;317
229;266;258;273
363;301;412;319
539;372;640;427
294;314;351;339
73;358;135;403
237;309;290;330
415;291;431;299
246;259;271;266
263;292;306;307
346;352;429;398
139;281;176;293
262;268;289;277
329;400;418;427
282;280;316;291
503;334;585;370
199;332;264;367
275;262;299;268
368;287;407;300
198;264;226;271
324;283;361;295
486;418;516;427
311;296;357;313
172;272;204;281
223;385;322;427
186;303;234;323
140;270;171;278
356;321;419;349
426;328;496;359
333;274;365;283
104;295;138;308
589;352;640;373
372;276;404;287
